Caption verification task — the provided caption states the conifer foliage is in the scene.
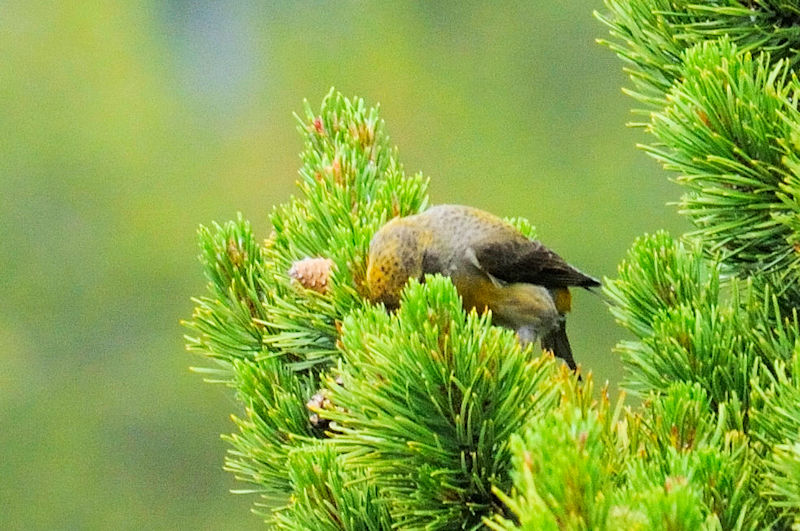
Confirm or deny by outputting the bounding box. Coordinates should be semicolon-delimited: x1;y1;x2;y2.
595;0;800;528
186;3;800;527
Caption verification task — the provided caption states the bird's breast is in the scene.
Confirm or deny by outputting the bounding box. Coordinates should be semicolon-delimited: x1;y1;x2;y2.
451;273;560;333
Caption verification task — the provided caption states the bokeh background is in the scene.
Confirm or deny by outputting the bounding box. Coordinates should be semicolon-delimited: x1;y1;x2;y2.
1;2;688;529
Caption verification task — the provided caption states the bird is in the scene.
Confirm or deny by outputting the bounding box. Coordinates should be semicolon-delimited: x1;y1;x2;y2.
365;204;600;370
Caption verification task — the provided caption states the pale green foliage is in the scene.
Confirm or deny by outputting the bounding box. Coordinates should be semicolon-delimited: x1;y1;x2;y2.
762;441;800;526
490;378;767;530
752;351;800;446
186;216;269;372
487;374;623;531
272;444;393;530
185;90;432;519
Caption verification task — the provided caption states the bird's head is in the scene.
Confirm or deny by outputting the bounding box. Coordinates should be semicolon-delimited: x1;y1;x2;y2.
366;216;428;309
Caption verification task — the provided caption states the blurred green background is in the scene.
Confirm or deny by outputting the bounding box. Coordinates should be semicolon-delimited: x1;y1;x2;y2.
1;2;687;529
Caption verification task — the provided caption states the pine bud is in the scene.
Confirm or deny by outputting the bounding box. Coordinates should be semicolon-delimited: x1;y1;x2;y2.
306;376;344;431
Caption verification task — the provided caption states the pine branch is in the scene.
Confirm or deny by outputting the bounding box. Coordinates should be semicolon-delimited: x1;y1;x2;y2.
751;351;800;446
596;0;800;108
486;374;625;530
598;2;800;527
646;40;800;278
272;444;393;530
321;277;560;529
184;215;269;378
222;357;318;499
182;26;800;523
184;90;430;522
490;379;767;530
762;441;800;526
751;352;800;523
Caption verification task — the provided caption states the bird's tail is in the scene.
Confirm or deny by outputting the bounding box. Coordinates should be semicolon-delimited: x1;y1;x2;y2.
541;320;576;371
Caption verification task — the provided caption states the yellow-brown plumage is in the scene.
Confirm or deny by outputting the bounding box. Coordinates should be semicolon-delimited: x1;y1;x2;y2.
366;204;599;369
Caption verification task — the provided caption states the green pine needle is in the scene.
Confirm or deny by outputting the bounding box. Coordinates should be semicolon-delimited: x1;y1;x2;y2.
324;276;560;529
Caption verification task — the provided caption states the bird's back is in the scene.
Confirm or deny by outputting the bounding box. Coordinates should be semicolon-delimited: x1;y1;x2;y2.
415;204;528;264
417;205;599;289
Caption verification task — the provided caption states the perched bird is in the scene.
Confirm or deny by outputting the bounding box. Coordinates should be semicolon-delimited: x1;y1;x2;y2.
366;204;600;369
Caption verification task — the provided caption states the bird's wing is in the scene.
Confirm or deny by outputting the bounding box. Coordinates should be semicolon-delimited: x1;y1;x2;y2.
465;247;506;287
471;238;600;288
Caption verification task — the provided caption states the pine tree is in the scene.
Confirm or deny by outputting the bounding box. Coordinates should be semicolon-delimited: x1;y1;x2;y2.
184;3;800;528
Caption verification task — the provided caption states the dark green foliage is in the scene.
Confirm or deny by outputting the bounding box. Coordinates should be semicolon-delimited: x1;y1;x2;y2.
647;40;800;277
596;1;800;527
600;1;800;297
596;0;800;106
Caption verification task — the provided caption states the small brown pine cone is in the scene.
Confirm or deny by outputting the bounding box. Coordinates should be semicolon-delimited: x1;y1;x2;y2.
288;257;334;294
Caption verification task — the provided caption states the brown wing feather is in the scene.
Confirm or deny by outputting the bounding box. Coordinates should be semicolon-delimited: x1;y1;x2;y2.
474;238;600;288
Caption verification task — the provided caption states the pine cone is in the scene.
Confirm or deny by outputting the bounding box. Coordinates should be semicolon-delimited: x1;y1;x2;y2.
289;257;334;294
